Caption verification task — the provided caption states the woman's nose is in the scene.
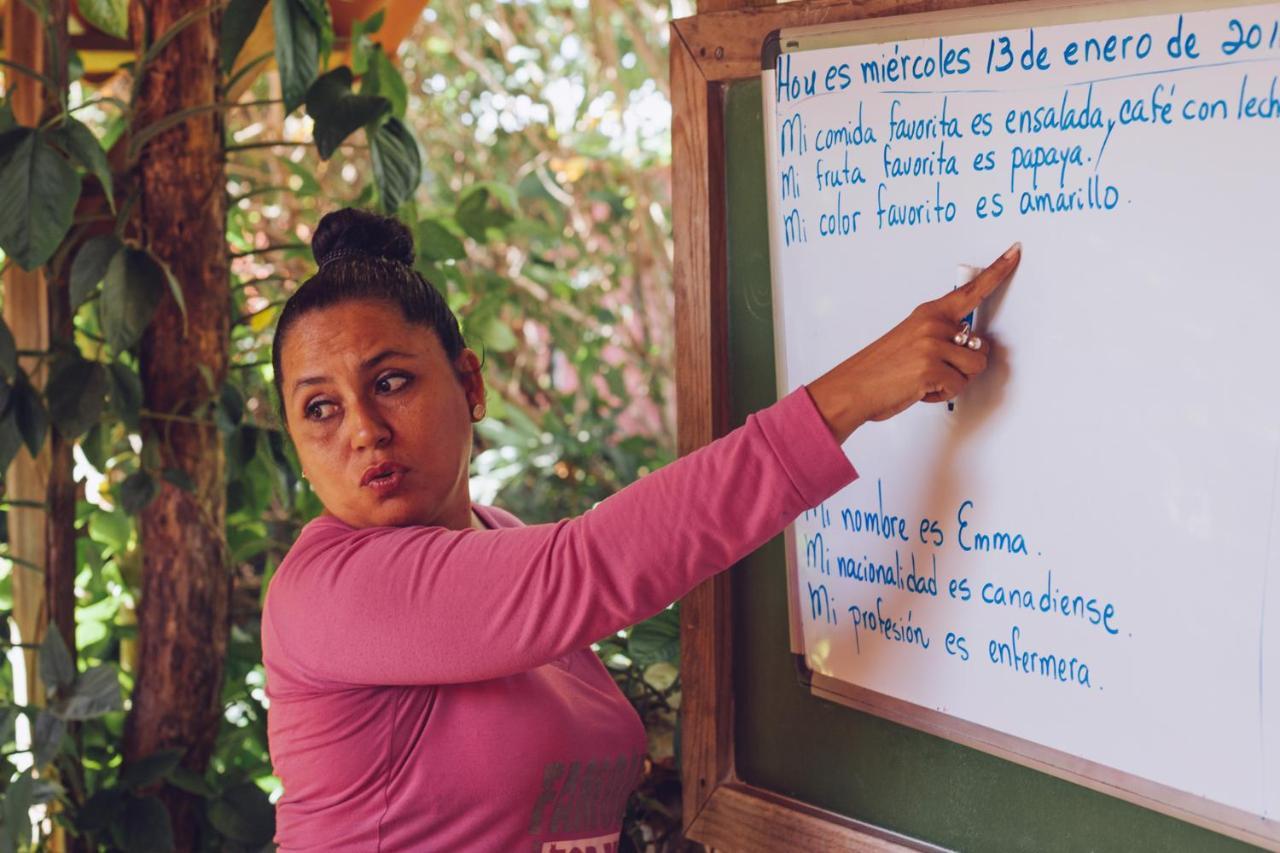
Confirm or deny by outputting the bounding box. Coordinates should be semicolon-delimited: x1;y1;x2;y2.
347;400;391;450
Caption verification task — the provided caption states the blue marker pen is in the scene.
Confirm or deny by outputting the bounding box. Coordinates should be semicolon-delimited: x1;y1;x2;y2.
948;264;983;413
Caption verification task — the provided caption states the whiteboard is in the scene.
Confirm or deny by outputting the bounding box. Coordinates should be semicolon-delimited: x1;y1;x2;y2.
762;0;1280;847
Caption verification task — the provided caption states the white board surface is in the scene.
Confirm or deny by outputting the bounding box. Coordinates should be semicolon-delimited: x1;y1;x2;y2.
762;1;1280;846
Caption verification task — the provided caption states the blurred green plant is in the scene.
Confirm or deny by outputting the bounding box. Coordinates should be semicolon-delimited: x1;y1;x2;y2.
0;0;683;848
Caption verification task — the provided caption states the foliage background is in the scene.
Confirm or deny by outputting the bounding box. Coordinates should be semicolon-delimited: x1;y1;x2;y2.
0;0;693;848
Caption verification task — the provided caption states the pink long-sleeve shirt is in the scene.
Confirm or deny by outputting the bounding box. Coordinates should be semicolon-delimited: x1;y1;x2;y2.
262;387;857;851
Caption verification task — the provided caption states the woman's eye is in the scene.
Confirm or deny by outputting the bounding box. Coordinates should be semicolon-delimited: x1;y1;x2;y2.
304;400;335;421
375;373;410;394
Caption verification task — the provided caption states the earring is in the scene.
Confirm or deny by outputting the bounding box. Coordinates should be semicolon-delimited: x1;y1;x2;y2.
471;402;485;421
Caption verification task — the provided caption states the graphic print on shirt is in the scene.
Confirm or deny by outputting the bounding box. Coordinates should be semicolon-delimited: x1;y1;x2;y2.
528;752;645;851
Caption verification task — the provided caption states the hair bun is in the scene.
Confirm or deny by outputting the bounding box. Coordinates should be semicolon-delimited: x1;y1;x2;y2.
312;208;415;267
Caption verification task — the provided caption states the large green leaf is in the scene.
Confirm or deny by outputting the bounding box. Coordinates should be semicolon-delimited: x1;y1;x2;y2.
455;185;515;243
369;116;420;213
219;0;268;73
0;317;15;379
57;664;122;720
117;795;173;853
106;360;142;430
349;9;385;74
76;788;125;832
273;0;325;113
206;781;275;844
118;471;157;515
75;0;128;39
627;606;680;666
362;45;407;119
46;354;107;440
118;748;183;790
216;381;244;433
69;233;123;309
305;66;389;160
49;117;114;209
416;218;466;262
3;772;32;849
38;626;76;693
10;372;48;457
33;709;66;766
0;128;80;270
0;408;23;472
100;248;166;354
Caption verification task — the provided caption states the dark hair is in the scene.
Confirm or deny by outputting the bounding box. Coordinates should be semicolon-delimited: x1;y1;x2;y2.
270;208;467;423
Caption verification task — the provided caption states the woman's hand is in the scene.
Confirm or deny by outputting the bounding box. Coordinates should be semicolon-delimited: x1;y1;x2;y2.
807;242;1022;443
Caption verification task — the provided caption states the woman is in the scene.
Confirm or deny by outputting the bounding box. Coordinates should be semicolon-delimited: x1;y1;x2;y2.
263;207;1020;850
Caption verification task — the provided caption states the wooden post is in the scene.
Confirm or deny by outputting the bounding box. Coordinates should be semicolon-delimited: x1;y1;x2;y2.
3;0;55;710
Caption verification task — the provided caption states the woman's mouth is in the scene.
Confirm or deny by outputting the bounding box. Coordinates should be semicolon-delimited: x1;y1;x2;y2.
361;462;406;495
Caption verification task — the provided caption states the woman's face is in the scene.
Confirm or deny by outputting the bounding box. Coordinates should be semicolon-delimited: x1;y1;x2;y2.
279;299;484;530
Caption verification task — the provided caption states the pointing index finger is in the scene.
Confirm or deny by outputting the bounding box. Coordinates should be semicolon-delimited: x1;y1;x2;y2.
941;242;1022;321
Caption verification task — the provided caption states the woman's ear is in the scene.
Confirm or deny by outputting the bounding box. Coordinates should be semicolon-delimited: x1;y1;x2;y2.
455;349;486;421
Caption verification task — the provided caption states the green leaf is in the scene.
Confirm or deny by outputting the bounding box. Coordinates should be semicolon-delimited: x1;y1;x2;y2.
627;607;680;666
32;710;67;766
70;234;123;309
77;787;125;831
100;248;166;353
273;0;324;113
0;317;15;379
0;128;80;270
87;504;130;553
0;409;25;471
161;467;194;492
39;625;76;693
455;185;515;243
57;664;122;719
29;778;61;806
49;115;115;209
119;795;174;853
118;471;157;515
165;765;215;797
3;772;32;847
363;45;407;119
217;381;244;432
219;0;268;73
369;116;419;214
416;218;466;262
477;315;517;352
305;66;389;160
118;748;183;790
233;424;260;467
80;420;114;472
11;372;48;457
68;49;84;83
349;10;384;75
75;0;128;39
106;361;142;430
206;781;276;844
0;102;14;133
46;354;107;440
360;8;384;34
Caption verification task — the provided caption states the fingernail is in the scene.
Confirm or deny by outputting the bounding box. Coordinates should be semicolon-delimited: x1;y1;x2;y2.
1001;241;1022;259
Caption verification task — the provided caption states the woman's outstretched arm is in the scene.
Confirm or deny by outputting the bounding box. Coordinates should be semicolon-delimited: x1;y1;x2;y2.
264;245;1021;690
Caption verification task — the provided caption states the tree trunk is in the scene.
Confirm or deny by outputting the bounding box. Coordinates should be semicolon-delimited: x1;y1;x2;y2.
124;0;231;846
43;0;77;696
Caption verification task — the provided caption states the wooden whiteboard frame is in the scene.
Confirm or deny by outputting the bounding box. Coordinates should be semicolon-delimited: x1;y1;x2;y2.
672;0;1280;849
